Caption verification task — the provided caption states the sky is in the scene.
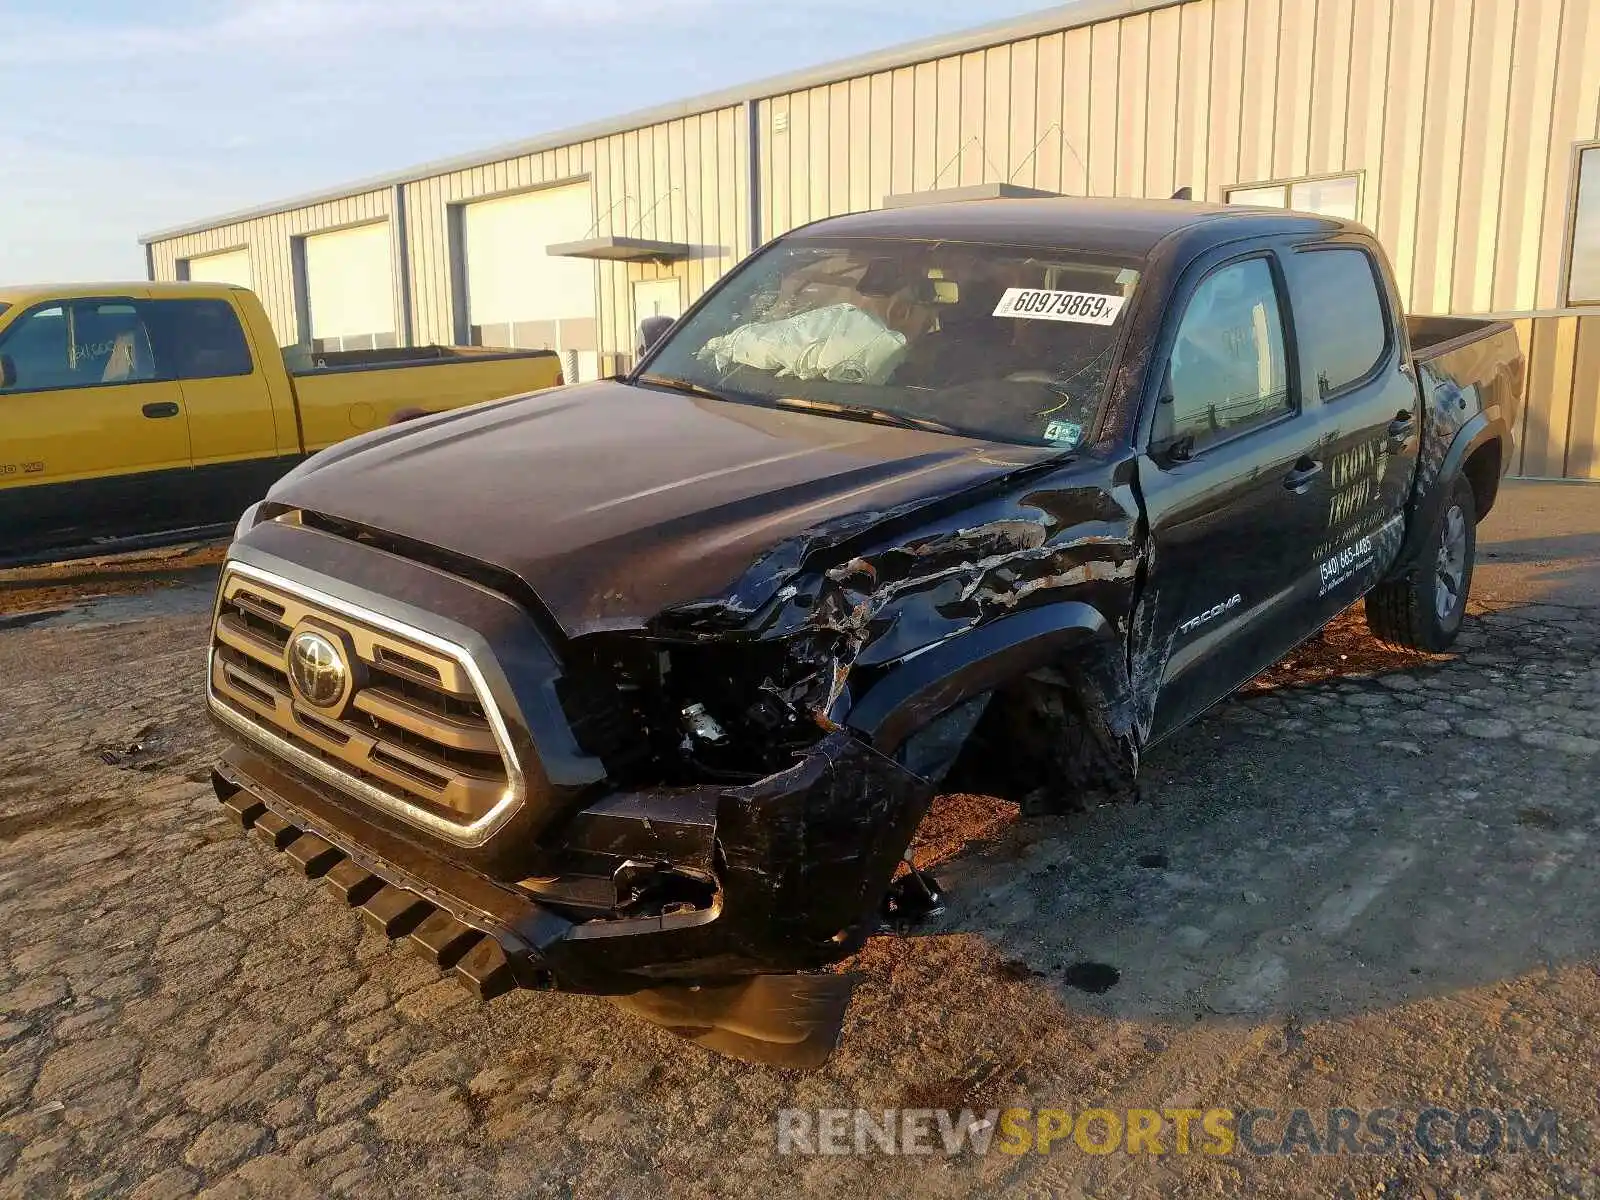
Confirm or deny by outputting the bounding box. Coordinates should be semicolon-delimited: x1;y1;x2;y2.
2;0;1056;282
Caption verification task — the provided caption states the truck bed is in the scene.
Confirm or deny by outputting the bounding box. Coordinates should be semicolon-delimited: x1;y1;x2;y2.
1405;315;1524;505
1406;314;1514;362
282;343;558;376
287;345;565;453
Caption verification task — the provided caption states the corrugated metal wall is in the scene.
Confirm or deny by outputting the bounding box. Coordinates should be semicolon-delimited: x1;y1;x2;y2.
150;108;750;364
1517;316;1600;480
148;0;1600;478
401;105;748;353
148;190;393;348
757;0;1599;317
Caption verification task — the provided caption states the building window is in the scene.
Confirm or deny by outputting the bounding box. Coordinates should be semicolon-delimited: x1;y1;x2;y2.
312;332;399;353
1225;174;1361;221
1568;145;1600;305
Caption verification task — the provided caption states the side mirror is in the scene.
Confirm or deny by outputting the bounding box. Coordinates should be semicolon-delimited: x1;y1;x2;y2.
0;354;14;389
637;316;674;357
1150;431;1196;467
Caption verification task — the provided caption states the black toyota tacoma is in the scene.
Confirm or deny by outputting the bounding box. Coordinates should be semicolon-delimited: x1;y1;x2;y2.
205;198;1523;1064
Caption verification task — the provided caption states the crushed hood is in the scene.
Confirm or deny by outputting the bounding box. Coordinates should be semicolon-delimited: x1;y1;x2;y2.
270;381;1059;637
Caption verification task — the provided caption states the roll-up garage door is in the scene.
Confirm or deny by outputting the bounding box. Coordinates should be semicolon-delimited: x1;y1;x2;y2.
303;222;397;353
184;248;253;290
462;183;598;381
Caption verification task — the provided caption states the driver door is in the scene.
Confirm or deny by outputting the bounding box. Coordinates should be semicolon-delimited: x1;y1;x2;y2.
1134;250;1330;742
0;297;191;558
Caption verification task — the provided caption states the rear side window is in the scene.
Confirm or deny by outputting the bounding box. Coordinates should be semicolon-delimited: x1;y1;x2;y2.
1292;249;1389;398
1155;258;1292;452
144;298;254;381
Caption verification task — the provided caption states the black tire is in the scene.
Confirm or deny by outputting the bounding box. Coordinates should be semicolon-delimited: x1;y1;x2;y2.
1365;474;1477;653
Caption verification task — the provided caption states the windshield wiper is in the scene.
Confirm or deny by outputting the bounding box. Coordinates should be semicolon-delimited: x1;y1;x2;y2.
770;395;957;435
633;374;734;403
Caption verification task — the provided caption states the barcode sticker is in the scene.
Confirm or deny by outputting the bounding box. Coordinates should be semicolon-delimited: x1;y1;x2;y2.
993;288;1127;325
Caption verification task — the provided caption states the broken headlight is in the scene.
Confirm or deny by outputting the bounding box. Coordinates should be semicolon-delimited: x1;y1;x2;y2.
558;633;833;786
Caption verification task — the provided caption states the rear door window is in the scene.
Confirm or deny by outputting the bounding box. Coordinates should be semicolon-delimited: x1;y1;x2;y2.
1154;257;1293;452
1290;248;1390;398
144;298;255;380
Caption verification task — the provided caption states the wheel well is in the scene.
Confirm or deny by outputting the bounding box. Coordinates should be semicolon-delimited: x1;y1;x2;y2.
1462;439;1502;521
940;656;1137;814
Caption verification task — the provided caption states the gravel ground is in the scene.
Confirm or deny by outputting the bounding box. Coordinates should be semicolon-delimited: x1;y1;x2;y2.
1;486;1597;1199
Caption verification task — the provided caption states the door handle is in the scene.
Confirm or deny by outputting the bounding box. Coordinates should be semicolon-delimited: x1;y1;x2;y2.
142;402;180;419
1387;410;1416;443
1282;456;1323;495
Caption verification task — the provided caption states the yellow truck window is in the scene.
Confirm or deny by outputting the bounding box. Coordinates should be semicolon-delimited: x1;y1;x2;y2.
0;305;72;389
143;299;255;380
77;304;157;383
0;301;157;391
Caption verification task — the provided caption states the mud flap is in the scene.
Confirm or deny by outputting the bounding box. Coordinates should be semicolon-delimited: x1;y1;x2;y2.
611;972;858;1069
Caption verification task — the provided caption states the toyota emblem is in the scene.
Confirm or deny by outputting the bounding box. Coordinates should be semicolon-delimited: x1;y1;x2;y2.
287;629;348;709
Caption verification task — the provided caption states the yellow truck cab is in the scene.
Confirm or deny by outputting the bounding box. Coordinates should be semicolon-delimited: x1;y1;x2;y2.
0;282;563;567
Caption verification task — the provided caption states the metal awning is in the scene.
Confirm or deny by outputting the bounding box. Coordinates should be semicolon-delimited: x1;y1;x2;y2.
882;183;1062;209
546;236;691;263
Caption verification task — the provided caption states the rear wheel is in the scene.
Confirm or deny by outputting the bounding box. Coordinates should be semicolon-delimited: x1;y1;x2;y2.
1365;474;1476;653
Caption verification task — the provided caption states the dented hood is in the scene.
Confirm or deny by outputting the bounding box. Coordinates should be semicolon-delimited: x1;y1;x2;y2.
271;380;1060;637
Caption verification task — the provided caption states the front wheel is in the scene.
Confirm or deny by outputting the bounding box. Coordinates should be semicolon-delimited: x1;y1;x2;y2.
1365;475;1477;653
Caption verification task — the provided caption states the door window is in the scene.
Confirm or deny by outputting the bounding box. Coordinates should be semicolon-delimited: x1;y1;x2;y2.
144;299;255;380
1154;258;1292;452
1291;249;1389;398
0;306;71;389
0;301;157;391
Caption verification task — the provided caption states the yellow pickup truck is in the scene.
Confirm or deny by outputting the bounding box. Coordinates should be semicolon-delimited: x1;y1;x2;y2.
0;281;563;567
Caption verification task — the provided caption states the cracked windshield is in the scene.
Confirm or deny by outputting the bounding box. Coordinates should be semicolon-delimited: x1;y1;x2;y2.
638;238;1141;449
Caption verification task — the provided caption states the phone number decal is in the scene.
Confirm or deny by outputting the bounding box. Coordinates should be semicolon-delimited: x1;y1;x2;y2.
993;288;1127;325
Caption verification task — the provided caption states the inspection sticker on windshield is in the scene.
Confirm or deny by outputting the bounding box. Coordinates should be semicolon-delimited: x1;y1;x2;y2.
1043;420;1084;447
993;288;1127;325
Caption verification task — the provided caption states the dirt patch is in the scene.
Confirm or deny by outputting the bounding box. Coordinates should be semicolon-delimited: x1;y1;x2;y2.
906;791;1020;871
0;542;227;616
1240;602;1448;694
900;1049;1033;1112
0;794;127;842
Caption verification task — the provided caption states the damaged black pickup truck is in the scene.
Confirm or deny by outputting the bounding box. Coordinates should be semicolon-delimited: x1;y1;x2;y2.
206;197;1522;1063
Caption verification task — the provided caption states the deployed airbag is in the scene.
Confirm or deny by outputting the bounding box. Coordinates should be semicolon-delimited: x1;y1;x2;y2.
699;303;907;384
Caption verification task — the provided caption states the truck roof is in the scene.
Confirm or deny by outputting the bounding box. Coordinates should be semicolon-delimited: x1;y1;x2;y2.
0;281;250;307
792;196;1350;258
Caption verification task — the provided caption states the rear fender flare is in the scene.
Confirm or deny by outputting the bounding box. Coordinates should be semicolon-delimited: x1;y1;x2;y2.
844;601;1118;756
1393;412;1501;575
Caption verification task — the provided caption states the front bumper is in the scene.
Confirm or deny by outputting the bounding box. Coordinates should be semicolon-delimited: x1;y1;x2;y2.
208;520;936;998
213;726;933;997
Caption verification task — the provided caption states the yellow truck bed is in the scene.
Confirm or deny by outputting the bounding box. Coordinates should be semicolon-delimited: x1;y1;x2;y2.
284;343;564;452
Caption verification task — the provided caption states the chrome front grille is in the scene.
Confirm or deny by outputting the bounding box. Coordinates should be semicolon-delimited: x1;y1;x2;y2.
207;563;523;846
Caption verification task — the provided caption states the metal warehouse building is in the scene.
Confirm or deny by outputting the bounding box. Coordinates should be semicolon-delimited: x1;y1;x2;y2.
142;0;1600;481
